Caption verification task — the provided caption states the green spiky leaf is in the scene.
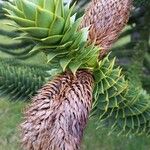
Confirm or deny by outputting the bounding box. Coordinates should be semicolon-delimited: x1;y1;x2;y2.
4;0;99;74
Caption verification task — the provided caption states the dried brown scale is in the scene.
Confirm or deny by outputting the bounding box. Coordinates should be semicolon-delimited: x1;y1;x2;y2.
80;0;132;59
21;70;94;150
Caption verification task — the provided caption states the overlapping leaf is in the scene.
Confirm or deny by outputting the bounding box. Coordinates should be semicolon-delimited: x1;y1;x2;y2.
92;55;150;136
0;58;49;100
4;0;99;73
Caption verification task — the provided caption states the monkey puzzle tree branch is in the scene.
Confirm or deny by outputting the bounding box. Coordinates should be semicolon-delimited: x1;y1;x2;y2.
3;0;136;149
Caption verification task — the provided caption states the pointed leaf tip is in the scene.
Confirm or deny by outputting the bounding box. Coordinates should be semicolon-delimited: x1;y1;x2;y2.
60;57;72;71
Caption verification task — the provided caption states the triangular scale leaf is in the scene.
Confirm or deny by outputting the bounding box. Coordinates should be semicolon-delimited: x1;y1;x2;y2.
69;62;81;75
20;27;49;38
47;52;58;63
4;2;24;18
63;3;76;32
60;18;82;44
22;0;37;21
37;0;44;8
55;0;63;16
42;35;63;44
49;16;65;35
14;0;23;11
36;7;54;28
60;57;72;71
29;44;42;53
9;16;35;27
44;0;55;12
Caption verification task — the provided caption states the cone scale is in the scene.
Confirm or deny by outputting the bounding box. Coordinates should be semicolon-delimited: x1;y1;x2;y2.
21;71;93;150
80;0;132;58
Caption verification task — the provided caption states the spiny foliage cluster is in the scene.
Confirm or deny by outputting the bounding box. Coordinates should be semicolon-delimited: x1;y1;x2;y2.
2;0;150;136
0;1;35;59
4;0;99;74
0;58;49;100
92;56;150;136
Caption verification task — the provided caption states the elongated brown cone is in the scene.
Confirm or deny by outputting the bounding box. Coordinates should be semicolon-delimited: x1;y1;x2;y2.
80;0;132;58
21;70;93;150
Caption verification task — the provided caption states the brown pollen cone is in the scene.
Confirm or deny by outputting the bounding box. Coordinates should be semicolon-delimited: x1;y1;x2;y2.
80;0;132;59
21;70;94;150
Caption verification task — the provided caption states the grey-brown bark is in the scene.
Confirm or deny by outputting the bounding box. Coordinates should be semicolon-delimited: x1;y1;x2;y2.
21;70;94;150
